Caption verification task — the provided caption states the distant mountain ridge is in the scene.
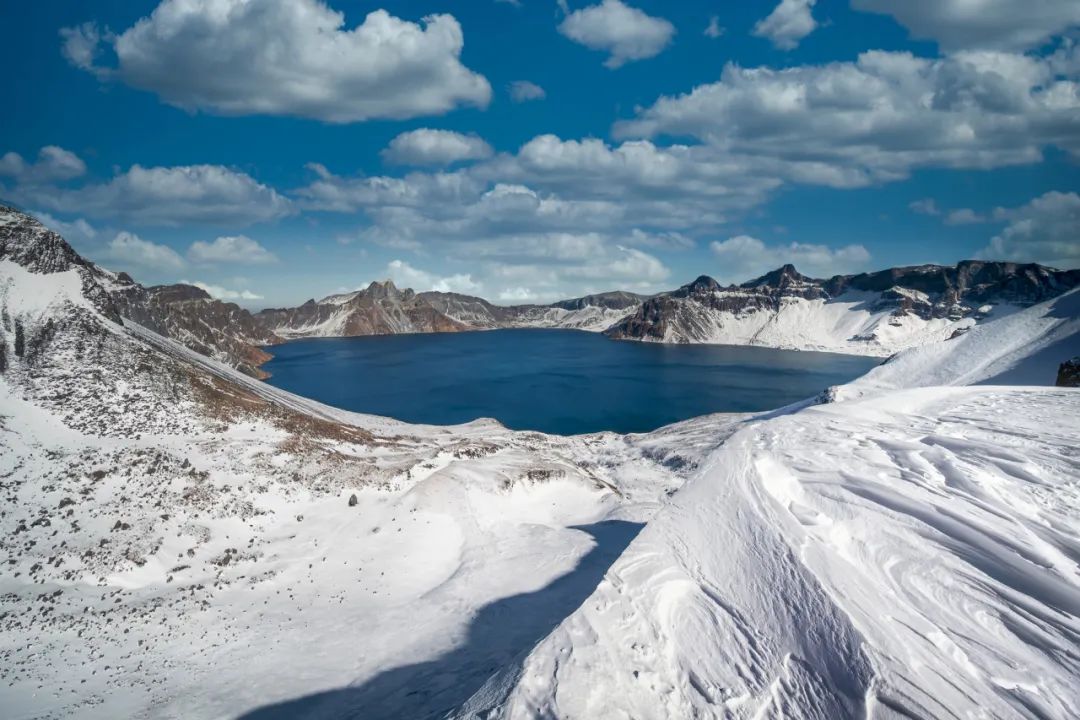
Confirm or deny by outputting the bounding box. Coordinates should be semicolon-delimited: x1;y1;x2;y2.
608;261;1080;356
4;205;1078;375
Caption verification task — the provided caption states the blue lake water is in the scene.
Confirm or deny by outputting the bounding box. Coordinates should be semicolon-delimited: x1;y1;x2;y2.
262;329;879;435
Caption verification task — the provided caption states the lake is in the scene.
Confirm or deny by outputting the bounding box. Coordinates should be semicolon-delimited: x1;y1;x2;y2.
262;329;879;435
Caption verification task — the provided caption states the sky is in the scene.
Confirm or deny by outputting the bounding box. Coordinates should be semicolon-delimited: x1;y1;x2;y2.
1;0;1078;308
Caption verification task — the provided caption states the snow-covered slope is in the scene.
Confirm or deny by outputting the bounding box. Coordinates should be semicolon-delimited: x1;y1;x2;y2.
608;263;1079;357
467;385;1080;719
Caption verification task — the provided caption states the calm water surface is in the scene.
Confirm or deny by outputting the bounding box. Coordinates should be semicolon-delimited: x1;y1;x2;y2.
262;329;879;435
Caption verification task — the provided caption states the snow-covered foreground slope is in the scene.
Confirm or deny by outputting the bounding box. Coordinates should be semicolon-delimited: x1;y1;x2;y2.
465;385;1080;719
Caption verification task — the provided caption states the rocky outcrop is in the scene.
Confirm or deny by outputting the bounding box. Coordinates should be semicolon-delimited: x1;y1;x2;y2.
1057;357;1080;387
0;205;122;322
108;276;283;379
608;261;1080;356
258;280;468;338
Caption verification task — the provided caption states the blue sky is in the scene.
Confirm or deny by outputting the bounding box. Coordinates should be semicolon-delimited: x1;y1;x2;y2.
1;0;1078;307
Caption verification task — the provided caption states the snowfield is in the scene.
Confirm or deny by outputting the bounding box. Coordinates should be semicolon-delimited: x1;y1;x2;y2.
1;209;1079;719
463;386;1080;719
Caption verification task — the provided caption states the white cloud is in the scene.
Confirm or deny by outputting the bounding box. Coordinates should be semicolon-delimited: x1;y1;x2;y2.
384;259;480;294
182;280;264;301
0;146;87;184
60;22;110;78
20;162;292;226
382;129;493;166
558;0;675;68
944;208;988;225
188;235;277;264
62;0;491;123
497;287;537;303
909;198;940;216
978;191;1080;268
753;0;818;50
852;0;1080;51
704;16;725;39
105;231;186;271
509;80;546;102
710;235;871;281
615;50;1080;185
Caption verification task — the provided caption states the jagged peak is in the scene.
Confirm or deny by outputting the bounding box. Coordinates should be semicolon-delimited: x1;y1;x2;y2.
685;275;721;292
741;264;815;289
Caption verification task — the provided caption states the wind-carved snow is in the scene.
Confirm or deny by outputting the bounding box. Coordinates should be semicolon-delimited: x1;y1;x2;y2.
464;384;1080;719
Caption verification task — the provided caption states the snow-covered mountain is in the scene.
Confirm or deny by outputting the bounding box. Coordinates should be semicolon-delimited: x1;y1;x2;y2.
421;289;646;332
257;279;471;338
2;205;1079;720
0;206;283;379
257;285;646;339
608;262;1080;356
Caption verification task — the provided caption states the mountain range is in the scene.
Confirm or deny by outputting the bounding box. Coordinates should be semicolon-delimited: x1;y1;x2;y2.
3;207;1078;383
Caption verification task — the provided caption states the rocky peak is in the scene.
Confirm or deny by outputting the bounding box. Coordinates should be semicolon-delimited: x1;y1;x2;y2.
0;205;121;321
742;264;816;290
0;205;89;275
676;275;722;297
364;279;408;301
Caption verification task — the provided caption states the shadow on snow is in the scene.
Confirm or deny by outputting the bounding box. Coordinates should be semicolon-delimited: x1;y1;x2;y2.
237;519;644;720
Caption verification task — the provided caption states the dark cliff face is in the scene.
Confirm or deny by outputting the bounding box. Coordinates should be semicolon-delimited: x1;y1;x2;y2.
608;261;1080;343
107;276;282;379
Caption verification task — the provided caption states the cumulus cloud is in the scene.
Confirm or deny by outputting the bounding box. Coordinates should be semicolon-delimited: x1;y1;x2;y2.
105;231;186;271
852;0;1080;52
188;235;277;264
977;191;1080;268
61;0;491;123
382;129;493;166
384;259;481;294
19;162;292;226
558;0;675;68
0;146;87;185
753;0;818;50
710;235;871;281
615;50;1080;185
182;280;263;302
509;80;546;102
